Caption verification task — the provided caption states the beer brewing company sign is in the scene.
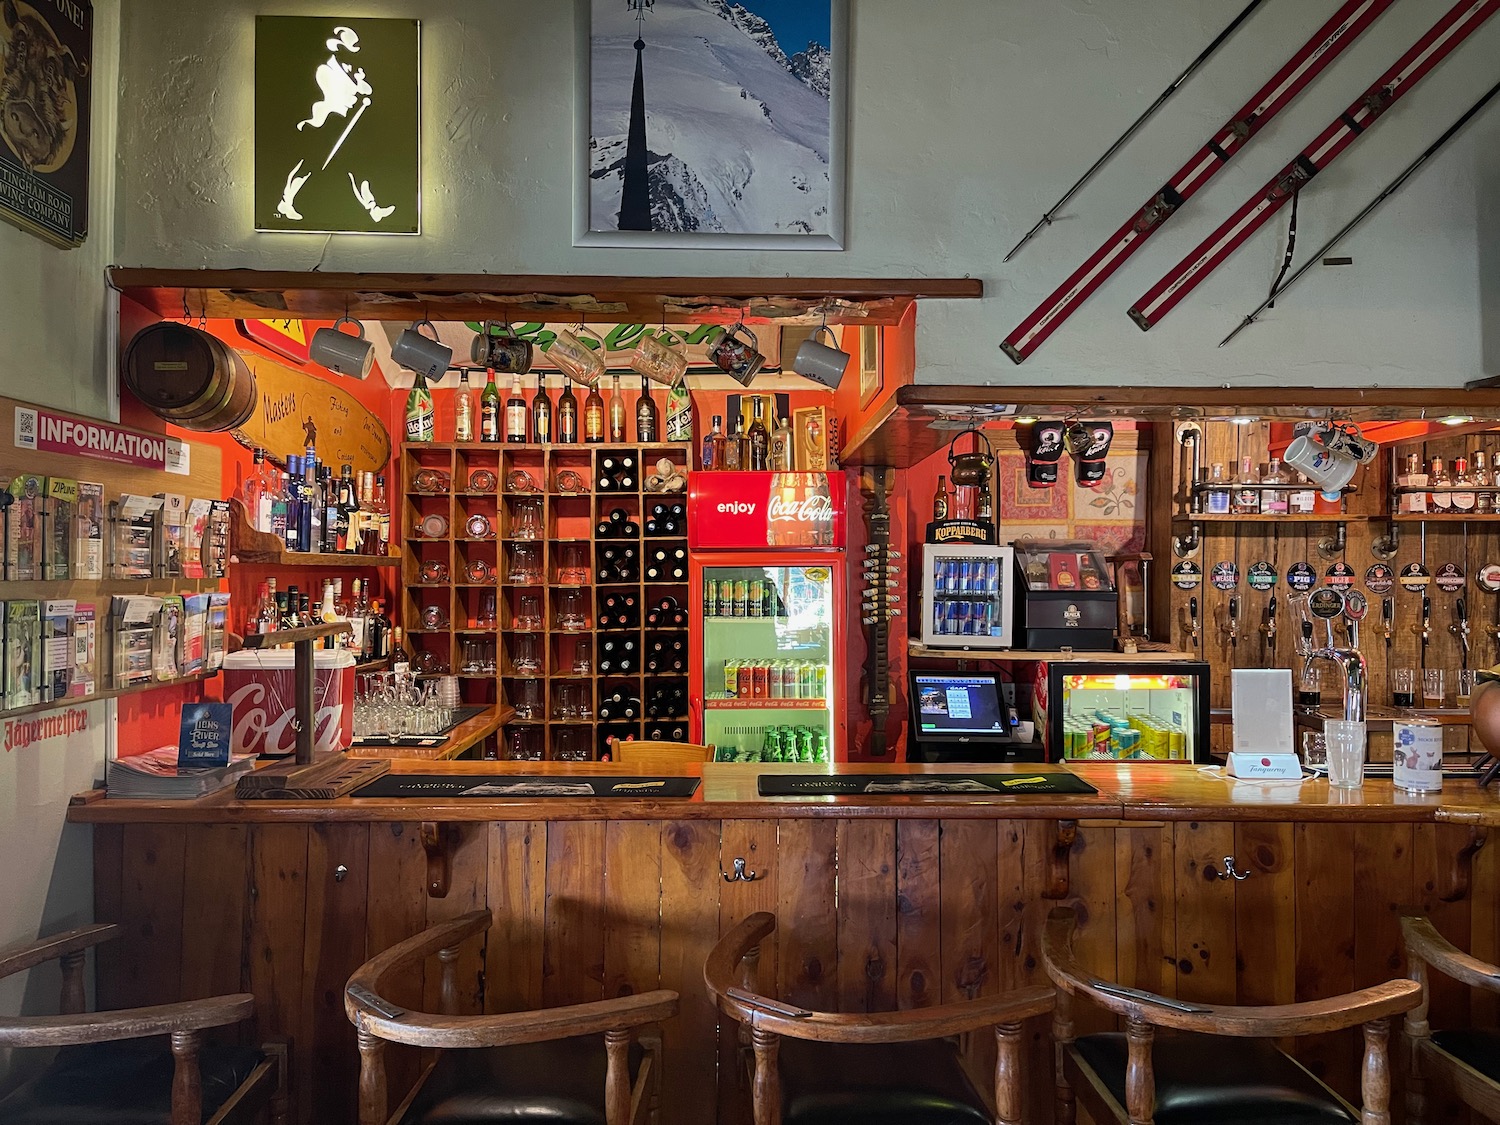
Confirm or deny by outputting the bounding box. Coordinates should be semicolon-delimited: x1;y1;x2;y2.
0;0;93;246
14;405;187;473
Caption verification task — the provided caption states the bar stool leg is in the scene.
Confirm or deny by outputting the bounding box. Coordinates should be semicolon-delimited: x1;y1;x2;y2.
995;1021;1024;1125
1053;988;1076;1125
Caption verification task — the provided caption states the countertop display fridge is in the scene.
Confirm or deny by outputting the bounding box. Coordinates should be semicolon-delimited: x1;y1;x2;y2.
1033;660;1211;763
918;544;1016;649
688;472;848;762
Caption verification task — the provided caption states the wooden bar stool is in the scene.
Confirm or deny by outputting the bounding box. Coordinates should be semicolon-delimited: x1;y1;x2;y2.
1043;907;1420;1125
0;923;287;1125
1400;913;1500;1123
345;909;678;1125
704;911;1054;1125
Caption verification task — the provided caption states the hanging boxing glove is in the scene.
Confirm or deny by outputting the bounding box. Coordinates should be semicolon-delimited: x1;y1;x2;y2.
1024;421;1065;488
1073;421;1115;487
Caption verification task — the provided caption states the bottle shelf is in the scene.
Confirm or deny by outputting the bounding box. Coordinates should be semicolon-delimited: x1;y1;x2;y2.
1388;513;1500;522
1171;514;1375;523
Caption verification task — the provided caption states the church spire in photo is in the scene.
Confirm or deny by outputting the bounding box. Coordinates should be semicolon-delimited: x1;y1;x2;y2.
618;0;654;230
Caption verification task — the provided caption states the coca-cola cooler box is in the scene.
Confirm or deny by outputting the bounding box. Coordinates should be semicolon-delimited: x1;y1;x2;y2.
223;650;355;757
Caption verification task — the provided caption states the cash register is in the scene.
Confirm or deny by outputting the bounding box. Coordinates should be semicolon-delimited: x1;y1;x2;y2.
907;670;1039;762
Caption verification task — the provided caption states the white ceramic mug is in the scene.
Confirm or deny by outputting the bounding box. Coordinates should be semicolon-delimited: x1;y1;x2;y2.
391;319;453;379
792;326;851;389
1284;434;1358;494
309;316;374;379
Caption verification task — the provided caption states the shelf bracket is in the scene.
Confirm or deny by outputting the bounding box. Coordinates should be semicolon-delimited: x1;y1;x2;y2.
1046;819;1078;900
421;821;460;899
1316;522;1347;561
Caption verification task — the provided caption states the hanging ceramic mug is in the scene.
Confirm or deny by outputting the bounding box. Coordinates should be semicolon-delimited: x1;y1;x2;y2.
309;316;374;379
706;323;765;386
631;333;688;387
548;325;607;389
792;326;851;389
1284;433;1358;494
471;320;534;374
947;427;995;487
391;319;453;379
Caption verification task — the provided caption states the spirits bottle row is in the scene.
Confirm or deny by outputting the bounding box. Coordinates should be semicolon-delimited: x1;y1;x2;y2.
1396;451;1495;513
246;576;394;663
240;448;391;555
411;369;691;446
700;398;793;471
931;474;993;523
1202;456;1344;516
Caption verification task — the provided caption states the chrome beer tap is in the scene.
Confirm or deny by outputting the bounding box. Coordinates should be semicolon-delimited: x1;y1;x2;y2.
1381;597;1394;650
1187;596;1201;651
1226;595;1240;654
1262;595;1278;656
1416;595;1431;663
1292;592;1367;723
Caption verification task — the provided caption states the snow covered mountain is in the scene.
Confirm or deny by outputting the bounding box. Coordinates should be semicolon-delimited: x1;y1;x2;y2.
589;0;833;236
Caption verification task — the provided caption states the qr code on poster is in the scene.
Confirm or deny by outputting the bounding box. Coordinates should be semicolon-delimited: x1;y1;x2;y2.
14;408;36;450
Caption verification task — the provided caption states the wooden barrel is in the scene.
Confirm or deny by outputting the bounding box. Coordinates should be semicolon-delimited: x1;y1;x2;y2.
122;322;258;432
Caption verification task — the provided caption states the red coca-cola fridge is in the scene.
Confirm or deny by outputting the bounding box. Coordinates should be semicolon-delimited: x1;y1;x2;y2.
688;472;848;762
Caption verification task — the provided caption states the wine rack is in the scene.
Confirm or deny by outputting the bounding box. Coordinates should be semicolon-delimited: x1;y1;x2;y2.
401;442;692;761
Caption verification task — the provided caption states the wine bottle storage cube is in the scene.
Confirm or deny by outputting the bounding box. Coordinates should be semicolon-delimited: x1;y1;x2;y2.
644;632;688;675
597;590;640;630
596;452;639;493
644;501;686;538
456;449;500;494
643;544;688;583
596;544;639;585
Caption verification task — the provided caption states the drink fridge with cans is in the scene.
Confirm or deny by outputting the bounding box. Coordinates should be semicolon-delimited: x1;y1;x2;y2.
918;544;1016;649
687;471;848;761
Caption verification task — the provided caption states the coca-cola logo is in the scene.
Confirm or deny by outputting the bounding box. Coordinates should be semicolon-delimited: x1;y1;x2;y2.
768;494;833;523
227;680;345;755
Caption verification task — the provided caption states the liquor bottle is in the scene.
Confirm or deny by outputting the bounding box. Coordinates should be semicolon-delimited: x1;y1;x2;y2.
505;374;528;443
1430;458;1453;512
1288;472;1317;515
374;474;391;557
608;374;626;442
284;455;303;552
1204;462;1232;514
299;593;312;630
584;380;605;443
250;580;275;634
345;578;364;653
275;590;292;632
406;372;435;443
358;473;380;556
747;397;769;470
723;416;745;471
1475;451;1493;514
300;456;317;556
480;369;501;442
453;369;475;442
1398;453;1428;514
242;448;270;532
319;467;337;552
770;412;793;471
976;480;993;523
1452;457;1477;512
1260;457;1288;515
933;475;950;521
1231;456;1259;515
319;580;338;627
635;375;658;443
335;465;357;553
532;375;554;444
666;382;693;445
557;378;579;444
392;626;411;679
702;414;726;471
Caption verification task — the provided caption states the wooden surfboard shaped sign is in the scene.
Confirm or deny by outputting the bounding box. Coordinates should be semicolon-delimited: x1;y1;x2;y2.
230;352;391;474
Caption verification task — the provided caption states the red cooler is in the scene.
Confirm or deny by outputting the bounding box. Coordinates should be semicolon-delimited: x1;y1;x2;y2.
688;472;848;761
223;649;355;757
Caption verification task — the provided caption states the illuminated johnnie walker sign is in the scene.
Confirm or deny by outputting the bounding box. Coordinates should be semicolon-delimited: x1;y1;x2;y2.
253;16;419;234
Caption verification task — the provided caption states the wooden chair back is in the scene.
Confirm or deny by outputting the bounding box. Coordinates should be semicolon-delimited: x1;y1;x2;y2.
1043;906;1421;1125
705;911;1053;1125
612;739;713;773
1401;913;1500;1123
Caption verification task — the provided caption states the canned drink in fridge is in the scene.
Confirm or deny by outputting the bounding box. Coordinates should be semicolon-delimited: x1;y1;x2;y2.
719;580;734;615
723;660;739;696
961;560;976;595
763;581;778;617
986;559;1001;594
737;663;753;698
813;664;826;700
704;579;718;617
800;661;817;699
945;559;962;594
748;579;764;618
752;661;769;698
734;580;749;617
770;661;785;698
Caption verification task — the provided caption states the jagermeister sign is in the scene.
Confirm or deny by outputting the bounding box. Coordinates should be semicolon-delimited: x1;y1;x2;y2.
254;16;420;234
465;322;785;372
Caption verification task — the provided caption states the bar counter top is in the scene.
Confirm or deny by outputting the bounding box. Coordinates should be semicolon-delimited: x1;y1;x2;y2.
64;760;1500;825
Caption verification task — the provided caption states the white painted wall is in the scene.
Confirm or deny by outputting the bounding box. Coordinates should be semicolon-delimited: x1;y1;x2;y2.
0;0;119;1078
112;0;1500;388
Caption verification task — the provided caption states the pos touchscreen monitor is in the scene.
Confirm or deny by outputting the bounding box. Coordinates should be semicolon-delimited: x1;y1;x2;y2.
909;672;1012;744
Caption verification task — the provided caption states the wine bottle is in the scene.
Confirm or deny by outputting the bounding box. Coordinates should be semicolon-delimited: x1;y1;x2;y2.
608;374;627;442
505;375;528;443
454;369;475;442
747;397;769;470
479;370;500;442
557;379;579;444
584;381;605;443
635;375;658;442
532;374;554;444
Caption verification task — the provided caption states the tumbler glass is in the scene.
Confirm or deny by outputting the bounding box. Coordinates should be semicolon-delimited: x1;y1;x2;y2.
1391;667;1416;709
1458;668;1478;706
1324;719;1366;789
1423;668;1446;708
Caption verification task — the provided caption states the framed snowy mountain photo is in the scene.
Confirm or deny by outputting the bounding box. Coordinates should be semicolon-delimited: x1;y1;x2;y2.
574;0;847;249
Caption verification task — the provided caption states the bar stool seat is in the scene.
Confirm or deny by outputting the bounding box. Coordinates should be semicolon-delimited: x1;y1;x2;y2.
1428;1028;1500;1083
395;1036;643;1125
1071;1031;1355;1125
776;1037;991;1124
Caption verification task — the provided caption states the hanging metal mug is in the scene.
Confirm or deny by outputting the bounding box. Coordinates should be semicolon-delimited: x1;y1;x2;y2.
947;427;995;487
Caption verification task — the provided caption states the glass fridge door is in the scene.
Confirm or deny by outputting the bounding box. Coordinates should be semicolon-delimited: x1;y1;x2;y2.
701;563;834;762
1056;671;1201;761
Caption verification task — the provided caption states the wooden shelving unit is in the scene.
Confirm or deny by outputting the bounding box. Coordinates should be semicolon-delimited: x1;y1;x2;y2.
402;441;693;761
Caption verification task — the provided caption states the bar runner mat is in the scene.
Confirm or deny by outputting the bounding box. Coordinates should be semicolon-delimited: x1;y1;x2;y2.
757;772;1098;796
354;774;701;799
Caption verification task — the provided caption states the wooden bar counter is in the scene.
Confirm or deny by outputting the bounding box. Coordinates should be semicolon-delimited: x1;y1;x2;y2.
67;763;1500;1125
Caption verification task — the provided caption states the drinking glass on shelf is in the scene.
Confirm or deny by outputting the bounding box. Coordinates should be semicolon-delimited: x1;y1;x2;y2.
1423;668;1445;707
557;589;587;631
1391;667;1416;708
512;677;541;720
1458;668;1478;706
553;682;577;720
512;497;542;541
572;637;593;675
508;543;541;583
1324;719;1366;789
512;634;541;674
558;542;589;586
553;726;590;762
482;641;496;673
477;592;498;629
515;594;543;631
461;640;483;674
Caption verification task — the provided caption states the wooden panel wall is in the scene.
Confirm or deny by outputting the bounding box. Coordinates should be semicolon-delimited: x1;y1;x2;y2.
92;818;1490;1125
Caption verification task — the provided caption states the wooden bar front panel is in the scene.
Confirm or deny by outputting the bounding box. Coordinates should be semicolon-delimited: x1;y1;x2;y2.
95;818;1482;1125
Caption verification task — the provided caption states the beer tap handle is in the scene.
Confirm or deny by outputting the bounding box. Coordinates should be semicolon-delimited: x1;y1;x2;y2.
1265;596;1278;638
1188;596;1201;647
1420;595;1432;646
1382;596;1394;640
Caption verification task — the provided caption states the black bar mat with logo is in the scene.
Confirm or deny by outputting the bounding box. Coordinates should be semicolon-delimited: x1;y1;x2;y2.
354;774;701;799
756;772;1098;797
